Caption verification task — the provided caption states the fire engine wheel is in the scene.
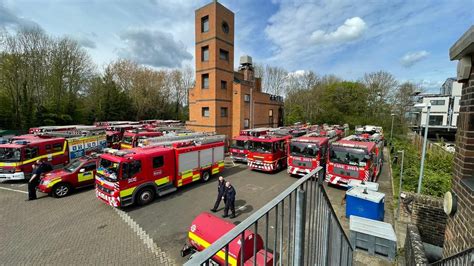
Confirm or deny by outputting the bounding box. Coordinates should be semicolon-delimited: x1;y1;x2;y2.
136;187;155;206
52;183;71;198
201;171;211;183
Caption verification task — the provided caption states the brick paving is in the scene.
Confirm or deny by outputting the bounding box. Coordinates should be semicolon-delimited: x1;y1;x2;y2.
0;187;175;265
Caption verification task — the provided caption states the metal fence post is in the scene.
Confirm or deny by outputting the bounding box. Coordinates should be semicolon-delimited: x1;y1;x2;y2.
294;188;306;266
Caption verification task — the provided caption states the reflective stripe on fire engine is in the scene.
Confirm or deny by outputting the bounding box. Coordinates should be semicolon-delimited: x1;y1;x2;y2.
0;141;67;167
177;179;183;187
181;170;193;179
218;160;224;168
192;174;200;182
212;167;219;175
188;231;237;266
120;186;135;198
47;178;62;188
120;143;132;149
155;176;169;186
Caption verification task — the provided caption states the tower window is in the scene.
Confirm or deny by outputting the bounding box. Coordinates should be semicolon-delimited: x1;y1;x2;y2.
220;107;228;117
222;21;230;34
201;16;209;33
244;119;250;129
202;107;210;117
201;46;209;61
244;94;250;102
221;80;227;90
202;73;209;89
219;49;229;61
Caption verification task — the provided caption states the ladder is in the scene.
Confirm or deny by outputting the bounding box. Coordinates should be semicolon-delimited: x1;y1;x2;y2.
143;135;225;148
37;128;106;138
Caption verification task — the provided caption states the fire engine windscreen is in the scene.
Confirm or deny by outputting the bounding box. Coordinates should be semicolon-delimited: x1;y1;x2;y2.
329;146;368;167
249;141;273;153
64;160;82;172
230;140;248;150
290;142;318;158
98;158;120;181
0;148;21;162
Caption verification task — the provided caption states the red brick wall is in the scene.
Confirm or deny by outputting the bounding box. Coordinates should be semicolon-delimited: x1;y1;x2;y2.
443;54;474;257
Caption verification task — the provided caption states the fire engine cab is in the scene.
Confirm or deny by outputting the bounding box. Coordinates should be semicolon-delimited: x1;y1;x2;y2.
120;130;163;149
326;134;384;187
287;130;339;177
230;128;269;163
95;135;225;207
247;131;291;172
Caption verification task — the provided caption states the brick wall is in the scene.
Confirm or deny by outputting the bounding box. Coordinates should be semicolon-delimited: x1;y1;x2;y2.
443;53;474;257
405;224;429;266
400;192;447;247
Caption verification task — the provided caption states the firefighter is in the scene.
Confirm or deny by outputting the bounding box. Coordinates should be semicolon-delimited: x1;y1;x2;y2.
222;181;236;219
210;176;226;212
27;160;47;201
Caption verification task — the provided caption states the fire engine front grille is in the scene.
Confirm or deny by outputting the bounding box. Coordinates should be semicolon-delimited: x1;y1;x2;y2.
292;159;312;168
97;183;113;194
0;168;14;174
232;152;245;158
333;167;359;178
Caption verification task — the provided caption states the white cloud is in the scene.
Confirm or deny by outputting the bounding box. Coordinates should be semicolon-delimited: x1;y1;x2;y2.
400;50;429;67
310;17;367;44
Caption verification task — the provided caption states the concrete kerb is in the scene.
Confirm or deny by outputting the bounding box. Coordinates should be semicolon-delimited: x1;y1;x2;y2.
114;208;176;265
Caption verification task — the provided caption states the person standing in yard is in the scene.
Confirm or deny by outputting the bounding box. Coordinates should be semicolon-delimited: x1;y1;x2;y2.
27;160;47;201
222;181;236;219
210;176;226;212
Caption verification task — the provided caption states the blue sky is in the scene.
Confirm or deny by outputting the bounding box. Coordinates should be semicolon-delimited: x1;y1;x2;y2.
1;0;473;92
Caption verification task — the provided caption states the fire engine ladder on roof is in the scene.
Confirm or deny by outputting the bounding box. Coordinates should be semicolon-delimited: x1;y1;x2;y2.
141;133;213;146
142;134;225;148
37;129;106;138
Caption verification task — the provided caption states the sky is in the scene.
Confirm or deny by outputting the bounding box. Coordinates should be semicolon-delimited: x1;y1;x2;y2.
0;0;473;92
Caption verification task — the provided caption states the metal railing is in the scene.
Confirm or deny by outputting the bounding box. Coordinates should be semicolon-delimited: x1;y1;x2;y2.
185;167;353;266
430;247;473;266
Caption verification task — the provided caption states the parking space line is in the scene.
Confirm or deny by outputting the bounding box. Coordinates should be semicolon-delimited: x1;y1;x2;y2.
0;186;28;194
114;208;175;265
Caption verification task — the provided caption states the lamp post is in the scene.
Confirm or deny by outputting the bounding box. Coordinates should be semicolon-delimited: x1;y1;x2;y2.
397;150;404;219
390;113;395;144
414;102;431;194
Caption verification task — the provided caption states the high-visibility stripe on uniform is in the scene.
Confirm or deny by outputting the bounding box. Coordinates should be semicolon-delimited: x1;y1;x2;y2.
0;141;67;167
120;186;135;197
155;176;169;186
188;231;237;266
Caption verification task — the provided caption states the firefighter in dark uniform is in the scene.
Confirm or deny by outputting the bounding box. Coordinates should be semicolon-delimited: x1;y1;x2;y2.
210;176;226;212
27;160;51;201
222;181;236;219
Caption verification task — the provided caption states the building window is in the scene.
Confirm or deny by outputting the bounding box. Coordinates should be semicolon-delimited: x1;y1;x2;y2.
244;119;249;129
201;46;209;61
429;115;443;126
430;100;446;105
202;107;210;117
269;109;273;116
221;80;227;90
222;21;229;34
220;107;228;117
202;74;209;89
201;16;209;33
269;109;273;127
219;49;229;61
244;94;250;102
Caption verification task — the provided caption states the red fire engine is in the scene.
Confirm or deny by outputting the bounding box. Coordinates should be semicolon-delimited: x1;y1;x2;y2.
95;135;225;207
0;130;106;181
325;134;384;187
120;130;163;149
37;155;98;198
182;212;273;265
287;130;339;177
230;128;269;163
247;131;291;172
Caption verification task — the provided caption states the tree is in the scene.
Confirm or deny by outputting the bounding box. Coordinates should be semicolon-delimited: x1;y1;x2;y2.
255;63;288;95
392;82;419;132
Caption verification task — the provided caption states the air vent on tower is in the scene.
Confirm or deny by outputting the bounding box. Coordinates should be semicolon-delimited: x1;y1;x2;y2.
239;55;252;66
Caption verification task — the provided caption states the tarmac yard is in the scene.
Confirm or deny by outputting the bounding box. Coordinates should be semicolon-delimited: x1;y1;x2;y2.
0;158;394;265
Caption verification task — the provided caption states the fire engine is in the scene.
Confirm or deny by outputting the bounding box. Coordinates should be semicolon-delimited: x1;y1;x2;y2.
325;134;384;187
182;212;273;265
247;131;291;172
37;155;99;198
119;130;163;149
0;130;106;181
355;125;384;140
95;135;225;207
28;125;85;134
287;130;339;177
230;128;269;163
